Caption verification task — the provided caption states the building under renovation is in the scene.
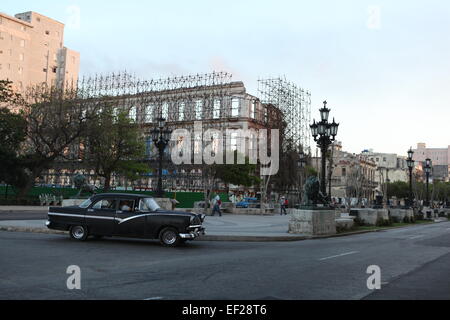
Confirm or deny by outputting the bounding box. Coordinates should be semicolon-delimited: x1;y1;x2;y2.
45;72;312;193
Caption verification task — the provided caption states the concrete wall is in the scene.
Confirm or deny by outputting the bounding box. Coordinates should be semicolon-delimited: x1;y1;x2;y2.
349;208;388;225
389;208;414;221
289;209;336;236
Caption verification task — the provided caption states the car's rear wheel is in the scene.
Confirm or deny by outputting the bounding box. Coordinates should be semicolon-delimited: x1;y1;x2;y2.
70;225;89;241
159;227;180;247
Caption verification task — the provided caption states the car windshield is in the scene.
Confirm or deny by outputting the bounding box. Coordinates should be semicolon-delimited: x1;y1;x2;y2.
79;198;93;209
139;198;161;212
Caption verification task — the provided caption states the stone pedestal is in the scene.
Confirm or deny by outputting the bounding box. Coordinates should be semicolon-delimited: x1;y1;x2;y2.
289;209;336;236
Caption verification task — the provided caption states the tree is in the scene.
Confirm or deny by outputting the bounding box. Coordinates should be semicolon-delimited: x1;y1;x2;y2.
16;84;100;197
201;150;260;214
0;81;28;189
85;108;147;191
0;80;23;106
387;181;409;200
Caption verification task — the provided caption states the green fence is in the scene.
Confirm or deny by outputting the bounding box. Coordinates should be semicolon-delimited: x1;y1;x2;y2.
0;186;229;208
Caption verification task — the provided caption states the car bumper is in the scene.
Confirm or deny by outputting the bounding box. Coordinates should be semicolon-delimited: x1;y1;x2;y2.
179;227;206;240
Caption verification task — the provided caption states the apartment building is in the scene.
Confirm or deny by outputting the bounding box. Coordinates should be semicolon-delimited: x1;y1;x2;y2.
413;143;450;182
0;11;79;92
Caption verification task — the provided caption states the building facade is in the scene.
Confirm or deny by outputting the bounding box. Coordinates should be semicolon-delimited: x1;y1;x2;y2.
0;11;79;92
413;143;450;182
361;150;409;185
43;73;293;193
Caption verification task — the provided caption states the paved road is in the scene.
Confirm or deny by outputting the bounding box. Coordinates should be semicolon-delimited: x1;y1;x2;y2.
0;222;449;300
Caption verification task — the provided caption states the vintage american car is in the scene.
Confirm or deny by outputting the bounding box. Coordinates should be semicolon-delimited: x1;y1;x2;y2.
46;193;206;247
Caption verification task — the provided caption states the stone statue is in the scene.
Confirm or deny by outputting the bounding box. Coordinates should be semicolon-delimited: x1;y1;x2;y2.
302;176;328;207
73;174;97;197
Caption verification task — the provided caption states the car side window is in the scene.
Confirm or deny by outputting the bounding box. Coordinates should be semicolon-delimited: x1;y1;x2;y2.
92;199;117;210
118;199;135;213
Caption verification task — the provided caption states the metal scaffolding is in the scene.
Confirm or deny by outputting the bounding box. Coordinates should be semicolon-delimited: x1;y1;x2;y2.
257;77;311;153
44;72;308;192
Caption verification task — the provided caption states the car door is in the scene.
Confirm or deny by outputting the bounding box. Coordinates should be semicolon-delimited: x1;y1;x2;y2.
113;198;145;238
85;198;117;236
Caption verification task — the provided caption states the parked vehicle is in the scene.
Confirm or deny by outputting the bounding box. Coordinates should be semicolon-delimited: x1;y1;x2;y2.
236;197;260;209
46;193;206;247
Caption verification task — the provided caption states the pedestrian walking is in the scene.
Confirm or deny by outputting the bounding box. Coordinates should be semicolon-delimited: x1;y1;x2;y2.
211;194;222;217
280;196;287;215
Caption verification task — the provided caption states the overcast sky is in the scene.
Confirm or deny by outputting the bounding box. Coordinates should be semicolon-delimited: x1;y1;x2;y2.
3;0;450;155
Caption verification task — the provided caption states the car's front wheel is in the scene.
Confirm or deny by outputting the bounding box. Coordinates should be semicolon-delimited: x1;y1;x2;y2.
70;225;89;241
159;227;180;247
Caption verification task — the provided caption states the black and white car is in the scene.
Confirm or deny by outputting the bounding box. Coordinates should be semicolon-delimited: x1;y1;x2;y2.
46;193;206;247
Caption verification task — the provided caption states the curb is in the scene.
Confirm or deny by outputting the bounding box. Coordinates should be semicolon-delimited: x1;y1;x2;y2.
0;210;49;214
0;226;310;242
0;226;67;236
199;235;309;242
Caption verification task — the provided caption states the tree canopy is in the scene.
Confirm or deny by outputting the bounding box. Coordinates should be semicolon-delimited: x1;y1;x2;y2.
85;107;147;191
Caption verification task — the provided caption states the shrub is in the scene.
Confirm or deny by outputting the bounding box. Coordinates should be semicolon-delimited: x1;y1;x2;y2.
376;217;392;227
391;216;401;224
353;217;364;227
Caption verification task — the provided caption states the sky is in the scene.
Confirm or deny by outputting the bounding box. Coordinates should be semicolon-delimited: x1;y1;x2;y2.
2;0;450;155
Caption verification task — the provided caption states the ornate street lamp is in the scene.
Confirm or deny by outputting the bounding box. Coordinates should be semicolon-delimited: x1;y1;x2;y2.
151;118;172;198
297;151;307;204
406;148;415;208
424;158;432;207
310;101;339;200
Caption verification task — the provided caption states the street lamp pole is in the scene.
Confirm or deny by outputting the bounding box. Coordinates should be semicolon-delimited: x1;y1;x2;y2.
424;158;432;207
310;101;339;198
406;147;415;208
151;118;172;198
297;151;306;205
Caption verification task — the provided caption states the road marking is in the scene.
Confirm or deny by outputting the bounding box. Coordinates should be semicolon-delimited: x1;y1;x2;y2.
319;251;359;261
408;235;424;240
144;297;164;300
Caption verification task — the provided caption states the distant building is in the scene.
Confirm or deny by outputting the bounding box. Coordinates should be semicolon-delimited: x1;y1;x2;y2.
413;143;450;182
0;11;80;92
312;142;377;201
361;150;409;184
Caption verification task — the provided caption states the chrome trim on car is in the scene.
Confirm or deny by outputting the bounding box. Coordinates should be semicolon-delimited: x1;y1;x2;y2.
187;225;203;229
179;230;205;239
48;213;115;221
48;213;85;219
117;213;200;225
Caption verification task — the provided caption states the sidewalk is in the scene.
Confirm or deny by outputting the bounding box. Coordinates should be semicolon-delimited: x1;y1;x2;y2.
0;206;49;213
0;214;310;242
